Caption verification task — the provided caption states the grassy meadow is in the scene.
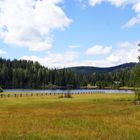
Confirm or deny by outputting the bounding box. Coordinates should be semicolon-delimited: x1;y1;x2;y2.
0;93;140;140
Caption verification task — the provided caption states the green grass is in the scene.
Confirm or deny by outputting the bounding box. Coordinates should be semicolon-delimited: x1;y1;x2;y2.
0;93;140;140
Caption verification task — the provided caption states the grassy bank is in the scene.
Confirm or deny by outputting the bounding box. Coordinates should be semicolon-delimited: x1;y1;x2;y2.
0;93;140;140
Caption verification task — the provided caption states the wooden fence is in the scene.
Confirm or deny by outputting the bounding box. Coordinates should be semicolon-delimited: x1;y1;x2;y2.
0;91;106;98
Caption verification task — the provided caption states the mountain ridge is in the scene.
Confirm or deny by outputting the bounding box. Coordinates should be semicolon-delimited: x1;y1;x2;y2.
64;62;137;74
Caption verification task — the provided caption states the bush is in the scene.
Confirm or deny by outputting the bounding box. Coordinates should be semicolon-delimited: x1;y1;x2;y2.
58;93;73;99
135;88;140;101
64;93;72;98
58;95;64;98
0;87;3;93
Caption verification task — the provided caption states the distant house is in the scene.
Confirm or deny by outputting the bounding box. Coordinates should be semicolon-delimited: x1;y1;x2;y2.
113;81;121;85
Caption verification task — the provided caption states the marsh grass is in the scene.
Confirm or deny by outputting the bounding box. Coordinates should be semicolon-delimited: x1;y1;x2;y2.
0;93;140;140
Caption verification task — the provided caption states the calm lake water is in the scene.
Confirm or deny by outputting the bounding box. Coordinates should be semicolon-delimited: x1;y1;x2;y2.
4;89;134;94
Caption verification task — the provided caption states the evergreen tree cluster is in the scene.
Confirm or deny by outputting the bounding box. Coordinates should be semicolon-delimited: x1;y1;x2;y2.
0;58;80;89
0;58;138;89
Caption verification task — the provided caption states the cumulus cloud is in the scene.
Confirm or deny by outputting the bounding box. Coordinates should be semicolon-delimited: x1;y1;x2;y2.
85;45;112;56
0;0;71;51
85;42;139;67
85;0;140;27
133;1;140;13
20;41;139;68
88;0;129;7
88;0;103;6
124;1;140;27
20;51;80;68
106;41;139;64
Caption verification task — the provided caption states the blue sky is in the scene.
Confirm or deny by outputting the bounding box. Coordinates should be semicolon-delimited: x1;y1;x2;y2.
0;0;140;68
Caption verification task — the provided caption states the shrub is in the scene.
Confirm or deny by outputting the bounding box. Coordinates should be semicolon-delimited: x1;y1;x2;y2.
135;88;140;101
58;93;73;99
58;95;64;98
0;87;3;93
64;93;72;98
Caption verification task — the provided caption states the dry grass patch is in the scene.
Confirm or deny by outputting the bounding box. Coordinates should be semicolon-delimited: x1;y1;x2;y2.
0;94;139;140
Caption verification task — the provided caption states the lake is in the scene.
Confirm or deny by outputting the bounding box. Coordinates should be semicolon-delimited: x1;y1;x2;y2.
4;89;134;94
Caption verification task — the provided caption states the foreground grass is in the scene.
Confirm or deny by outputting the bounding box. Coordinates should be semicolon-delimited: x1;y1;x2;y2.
0;93;140;140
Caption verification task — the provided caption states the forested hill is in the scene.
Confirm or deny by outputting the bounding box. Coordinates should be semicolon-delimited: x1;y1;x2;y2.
0;58;138;89
65;63;137;74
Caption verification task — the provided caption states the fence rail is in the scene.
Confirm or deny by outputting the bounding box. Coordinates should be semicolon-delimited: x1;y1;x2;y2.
0;91;107;98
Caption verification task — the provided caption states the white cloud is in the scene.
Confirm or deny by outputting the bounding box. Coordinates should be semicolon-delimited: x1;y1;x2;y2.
20;41;139;68
133;1;140;13
117;41;132;48
125;1;140;27
106;41;139;64
124;14;140;27
85;45;112;56
88;0;129;7
0;49;6;55
88;0;103;6
77;0;87;9
20;51;79;68
86;0;140;27
85;42;139;67
0;0;71;51
68;44;80;49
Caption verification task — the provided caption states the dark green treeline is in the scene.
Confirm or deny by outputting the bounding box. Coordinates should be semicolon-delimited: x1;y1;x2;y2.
0;58;139;89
